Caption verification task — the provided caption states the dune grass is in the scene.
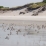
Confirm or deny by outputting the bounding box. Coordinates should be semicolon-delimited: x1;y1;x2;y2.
28;2;46;9
0;2;46;11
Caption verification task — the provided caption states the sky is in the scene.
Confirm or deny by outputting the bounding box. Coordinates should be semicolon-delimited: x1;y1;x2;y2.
0;0;43;7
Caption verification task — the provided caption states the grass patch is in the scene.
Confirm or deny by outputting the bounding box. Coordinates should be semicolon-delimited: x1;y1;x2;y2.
28;2;46;9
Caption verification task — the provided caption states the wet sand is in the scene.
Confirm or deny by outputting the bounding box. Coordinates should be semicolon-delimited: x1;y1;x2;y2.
0;20;46;46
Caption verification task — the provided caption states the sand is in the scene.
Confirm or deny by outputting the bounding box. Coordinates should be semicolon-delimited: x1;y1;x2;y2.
0;7;46;16
0;16;46;21
0;9;46;46
38;11;46;16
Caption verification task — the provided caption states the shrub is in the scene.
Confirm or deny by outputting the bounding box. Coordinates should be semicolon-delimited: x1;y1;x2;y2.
36;2;46;7
1;7;9;10
28;2;46;9
29;3;39;8
0;6;4;8
43;0;46;3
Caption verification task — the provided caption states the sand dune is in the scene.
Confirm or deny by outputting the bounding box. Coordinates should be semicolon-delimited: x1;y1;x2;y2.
38;11;46;16
0;7;46;16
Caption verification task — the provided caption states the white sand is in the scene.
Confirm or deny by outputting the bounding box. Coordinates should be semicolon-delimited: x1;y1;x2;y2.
38;11;46;16
0;16;46;21
0;8;46;16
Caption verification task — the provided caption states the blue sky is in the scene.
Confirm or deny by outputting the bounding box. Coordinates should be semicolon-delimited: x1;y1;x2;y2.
0;0;43;7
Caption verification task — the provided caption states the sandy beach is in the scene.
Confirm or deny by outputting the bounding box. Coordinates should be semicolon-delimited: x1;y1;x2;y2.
0;7;46;46
0;0;46;46
0;16;46;21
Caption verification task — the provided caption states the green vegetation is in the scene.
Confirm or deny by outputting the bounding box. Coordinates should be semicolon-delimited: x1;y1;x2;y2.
0;6;9;10
28;3;39;9
1;7;9;10
36;2;46;6
43;0;46;3
0;1;46;11
28;2;46;9
28;0;46;9
0;6;4;8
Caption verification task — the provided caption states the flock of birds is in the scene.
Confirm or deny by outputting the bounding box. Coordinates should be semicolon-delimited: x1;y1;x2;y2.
0;23;46;40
